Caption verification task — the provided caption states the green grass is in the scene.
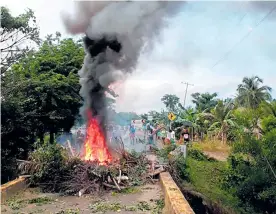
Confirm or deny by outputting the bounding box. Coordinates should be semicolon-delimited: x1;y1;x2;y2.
27;196;54;205
120;187;141;194
192;140;230;153
88;200;163;213
185;157;242;213
89;202;122;213
55;209;80;214
6;196;54;210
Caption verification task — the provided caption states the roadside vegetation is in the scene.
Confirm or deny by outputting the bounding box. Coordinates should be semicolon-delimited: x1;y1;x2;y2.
1;6;275;214
154;77;276;213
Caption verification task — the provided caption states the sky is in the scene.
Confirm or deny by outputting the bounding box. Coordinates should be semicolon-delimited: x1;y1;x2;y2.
2;0;276;114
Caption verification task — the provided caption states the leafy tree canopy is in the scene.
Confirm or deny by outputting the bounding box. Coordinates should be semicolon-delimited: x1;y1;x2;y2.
161;94;180;113
1;34;84;183
236;76;272;109
191;92;218;112
1;7;40;74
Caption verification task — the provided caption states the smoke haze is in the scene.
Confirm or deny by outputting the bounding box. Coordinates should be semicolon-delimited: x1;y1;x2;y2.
62;1;183;141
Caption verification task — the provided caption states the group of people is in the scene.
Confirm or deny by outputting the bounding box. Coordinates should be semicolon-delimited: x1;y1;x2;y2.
74;122;191;149
137;122;191;149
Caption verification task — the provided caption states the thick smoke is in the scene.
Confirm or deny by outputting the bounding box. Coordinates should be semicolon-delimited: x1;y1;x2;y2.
62;1;183;142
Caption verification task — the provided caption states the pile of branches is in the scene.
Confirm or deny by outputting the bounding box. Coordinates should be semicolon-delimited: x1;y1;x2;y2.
18;143;165;195
62;151;152;196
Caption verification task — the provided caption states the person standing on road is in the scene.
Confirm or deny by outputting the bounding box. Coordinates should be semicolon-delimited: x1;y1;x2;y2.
142;120;147;142
76;129;84;152
167;129;176;144
147;123;155;151
129;124;136;145
113;126;122;142
160;128;167;145
179;128;189;158
183;128;190;144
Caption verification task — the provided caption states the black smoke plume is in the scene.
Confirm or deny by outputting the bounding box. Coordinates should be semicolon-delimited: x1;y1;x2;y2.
62;1;183;149
83;35;122;135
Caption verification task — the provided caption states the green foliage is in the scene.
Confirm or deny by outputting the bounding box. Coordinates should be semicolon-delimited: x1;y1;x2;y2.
161;94;180;112
27;197;53;205
25;144;82;192
188;148;209;161
173;155;190;180
1;34;84;183
170;146;242;213
1;98;36;183
203;100;236;143
260;101;276;117
1;7;40;74
191;92;218;112
89;202;122;213
185;157;243;213
236;76;272;109
224;129;276;214
156;144;176;159
136;201;151;211
2;35;84;142
56;209;80;214
119;187;140;194
6;196;53;210
88;200;161;213
261;115;276;133
152;199;165;214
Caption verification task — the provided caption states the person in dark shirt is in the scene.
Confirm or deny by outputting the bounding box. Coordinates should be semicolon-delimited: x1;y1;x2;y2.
182;128;190;144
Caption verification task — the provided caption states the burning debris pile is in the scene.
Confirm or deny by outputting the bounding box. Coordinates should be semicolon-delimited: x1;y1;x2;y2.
61;1;183;161
18;144;165;195
18;1;181;195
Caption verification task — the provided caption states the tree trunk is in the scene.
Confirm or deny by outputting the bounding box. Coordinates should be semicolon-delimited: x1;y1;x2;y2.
50;132;55;144
39;134;44;144
222;132;227;144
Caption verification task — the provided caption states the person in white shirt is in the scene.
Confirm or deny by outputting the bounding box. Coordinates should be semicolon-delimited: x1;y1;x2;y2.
171;130;175;140
168;129;176;144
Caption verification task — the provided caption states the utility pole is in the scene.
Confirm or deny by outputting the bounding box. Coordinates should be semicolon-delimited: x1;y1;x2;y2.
181;82;194;109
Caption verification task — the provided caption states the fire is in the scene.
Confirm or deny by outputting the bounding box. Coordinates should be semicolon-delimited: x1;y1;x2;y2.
83;117;111;165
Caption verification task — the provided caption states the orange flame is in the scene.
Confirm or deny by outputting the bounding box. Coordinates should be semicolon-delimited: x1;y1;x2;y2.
83;116;111;165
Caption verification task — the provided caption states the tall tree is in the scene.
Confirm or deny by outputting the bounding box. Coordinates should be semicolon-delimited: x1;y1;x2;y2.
204;100;236;143
161;94;180;112
179;106;201;135
1;7;40;74
1;35;84;183
191;92;218;112
236;76;272;109
260;101;276;118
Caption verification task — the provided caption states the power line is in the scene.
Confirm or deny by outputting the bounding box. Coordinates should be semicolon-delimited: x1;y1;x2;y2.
211;5;276;69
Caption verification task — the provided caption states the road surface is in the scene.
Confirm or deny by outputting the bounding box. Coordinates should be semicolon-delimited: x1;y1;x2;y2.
108;129;149;153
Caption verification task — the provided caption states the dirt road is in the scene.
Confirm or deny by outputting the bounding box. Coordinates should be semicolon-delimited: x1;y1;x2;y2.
2;183;163;214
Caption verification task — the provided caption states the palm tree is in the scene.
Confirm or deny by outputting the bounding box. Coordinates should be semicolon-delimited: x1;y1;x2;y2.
191;92;218;112
260;101;276;118
236;76;272;109
203;100;236;143
178;106;201;139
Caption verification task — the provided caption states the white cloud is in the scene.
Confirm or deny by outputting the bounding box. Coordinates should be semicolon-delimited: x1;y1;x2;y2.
1;0;75;38
3;1;276;114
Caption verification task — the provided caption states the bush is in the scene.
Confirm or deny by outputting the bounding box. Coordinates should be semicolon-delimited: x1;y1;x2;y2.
174;155;189;180
188;148;209;161
261;115;276;133
21;143;82;192
156;144;176;159
224;130;276;214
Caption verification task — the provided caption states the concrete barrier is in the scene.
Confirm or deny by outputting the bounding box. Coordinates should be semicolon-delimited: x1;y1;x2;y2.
160;172;195;214
1;177;27;203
